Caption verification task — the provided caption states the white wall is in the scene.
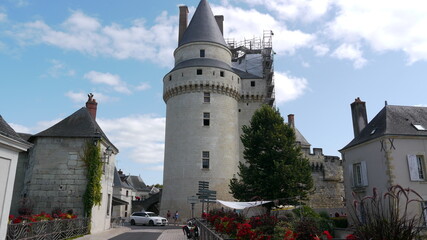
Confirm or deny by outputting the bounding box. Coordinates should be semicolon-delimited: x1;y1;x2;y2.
0;136;30;240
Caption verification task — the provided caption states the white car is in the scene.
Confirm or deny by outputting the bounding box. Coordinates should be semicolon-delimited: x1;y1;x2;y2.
130;212;168;226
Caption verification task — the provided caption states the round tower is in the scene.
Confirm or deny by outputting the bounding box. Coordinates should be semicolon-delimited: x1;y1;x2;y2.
160;0;240;220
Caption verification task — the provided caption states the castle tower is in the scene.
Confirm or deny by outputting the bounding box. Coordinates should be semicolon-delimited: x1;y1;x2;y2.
160;0;241;219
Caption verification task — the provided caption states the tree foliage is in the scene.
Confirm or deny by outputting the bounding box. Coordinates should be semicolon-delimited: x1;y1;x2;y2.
229;105;313;204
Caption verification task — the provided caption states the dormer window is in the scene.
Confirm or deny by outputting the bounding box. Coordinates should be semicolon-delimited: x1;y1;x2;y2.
200;49;205;58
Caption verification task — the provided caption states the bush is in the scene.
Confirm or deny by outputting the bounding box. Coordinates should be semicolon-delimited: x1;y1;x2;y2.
349;185;425;240
331;216;348;228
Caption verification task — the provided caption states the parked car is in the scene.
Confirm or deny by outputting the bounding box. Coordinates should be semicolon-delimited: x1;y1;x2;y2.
130;212;168;226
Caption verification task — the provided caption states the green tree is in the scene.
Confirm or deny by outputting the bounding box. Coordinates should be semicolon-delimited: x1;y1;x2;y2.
229;105;313;204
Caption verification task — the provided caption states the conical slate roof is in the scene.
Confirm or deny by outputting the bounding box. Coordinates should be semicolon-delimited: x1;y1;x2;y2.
179;0;227;47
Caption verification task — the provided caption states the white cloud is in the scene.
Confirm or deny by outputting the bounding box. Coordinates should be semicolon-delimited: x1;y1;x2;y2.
327;0;427;64
235;0;332;22
213;5;315;55
0;13;7;22
65;91;116;103
9;123;31;133
10;10;177;67
331;43;367;69
84;71;131;94
136;82;151;91
274;71;309;104
97;115;165;164
313;44;329;56
42;59;75;78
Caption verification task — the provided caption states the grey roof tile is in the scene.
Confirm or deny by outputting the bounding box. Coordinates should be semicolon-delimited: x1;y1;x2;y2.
341;105;427;150
179;0;227;47
34;107;117;151
0;115;30;145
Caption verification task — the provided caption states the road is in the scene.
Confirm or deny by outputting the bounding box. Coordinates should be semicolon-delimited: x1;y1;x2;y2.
77;225;187;240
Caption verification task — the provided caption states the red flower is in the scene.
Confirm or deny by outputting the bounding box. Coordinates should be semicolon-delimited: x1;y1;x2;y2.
322;230;333;240
346;234;358;240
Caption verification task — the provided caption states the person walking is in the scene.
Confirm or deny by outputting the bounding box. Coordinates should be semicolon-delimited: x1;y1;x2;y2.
174;211;179;226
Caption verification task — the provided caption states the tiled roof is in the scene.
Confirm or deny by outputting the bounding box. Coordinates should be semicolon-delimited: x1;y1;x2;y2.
341;105;427;150
0;115;30;145
179;0;227;47
34;107;117;151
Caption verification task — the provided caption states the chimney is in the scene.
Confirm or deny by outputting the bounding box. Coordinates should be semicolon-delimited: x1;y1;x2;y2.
118;169;123;175
288;114;295;129
178;5;189;44
86;93;98;120
215;15;224;35
350;97;368;138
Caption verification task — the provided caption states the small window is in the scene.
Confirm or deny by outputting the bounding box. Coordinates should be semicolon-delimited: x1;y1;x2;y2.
408;155;426;181
351;161;368;187
251;81;255;87
125;212;128;217
169;75;172;81
126;190;129;197
125;205;128;211
197;69;203;75
238;78;240;84
220;71;225;77
107;194;111;216
204;92;210;103
202;151;210;169
213;71;215;76
203;112;210;126
200;49;205;57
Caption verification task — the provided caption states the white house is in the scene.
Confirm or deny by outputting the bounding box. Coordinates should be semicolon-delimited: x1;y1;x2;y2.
0;116;32;240
340;98;427;223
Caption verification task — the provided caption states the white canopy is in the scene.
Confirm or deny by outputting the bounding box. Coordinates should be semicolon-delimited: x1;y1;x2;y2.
216;200;271;210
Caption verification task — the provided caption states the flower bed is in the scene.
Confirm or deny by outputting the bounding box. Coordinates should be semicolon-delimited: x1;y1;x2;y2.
204;209;355;240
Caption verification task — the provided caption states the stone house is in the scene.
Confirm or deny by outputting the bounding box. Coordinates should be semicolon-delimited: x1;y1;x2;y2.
0;116;32;240
11;95;119;234
112;168;133;220
340;98;427;223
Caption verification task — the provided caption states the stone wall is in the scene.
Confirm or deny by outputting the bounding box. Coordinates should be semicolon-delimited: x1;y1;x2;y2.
303;148;345;209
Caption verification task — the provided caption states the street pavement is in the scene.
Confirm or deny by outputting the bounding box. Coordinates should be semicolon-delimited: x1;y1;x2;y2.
77;224;187;240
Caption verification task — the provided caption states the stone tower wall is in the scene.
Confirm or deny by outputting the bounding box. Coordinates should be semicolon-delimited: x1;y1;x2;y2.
161;40;240;220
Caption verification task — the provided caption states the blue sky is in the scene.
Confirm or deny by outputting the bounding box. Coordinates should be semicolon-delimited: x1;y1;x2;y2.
1;0;426;185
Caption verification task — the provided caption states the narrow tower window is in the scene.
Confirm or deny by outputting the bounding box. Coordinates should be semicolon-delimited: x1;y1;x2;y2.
169;75;172;81
203;112;210;126
251;81;255;87
200;49;205;57
197;69;203;75
204;92;210;103
220;71;225;77
202;151;210;169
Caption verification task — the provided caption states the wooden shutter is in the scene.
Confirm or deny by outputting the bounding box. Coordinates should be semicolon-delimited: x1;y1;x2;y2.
348;164;354;187
361;161;368;186
408;154;420;181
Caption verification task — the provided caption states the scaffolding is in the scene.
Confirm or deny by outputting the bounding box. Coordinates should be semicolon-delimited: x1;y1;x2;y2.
225;30;275;106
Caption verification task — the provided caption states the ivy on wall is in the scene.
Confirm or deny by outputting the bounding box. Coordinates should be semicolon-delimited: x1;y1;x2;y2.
82;141;103;219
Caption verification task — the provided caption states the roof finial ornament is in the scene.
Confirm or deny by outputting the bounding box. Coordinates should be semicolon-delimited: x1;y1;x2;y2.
88;93;96;103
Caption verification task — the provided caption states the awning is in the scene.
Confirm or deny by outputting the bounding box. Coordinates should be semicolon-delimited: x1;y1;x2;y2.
112;197;129;206
216;200;271;210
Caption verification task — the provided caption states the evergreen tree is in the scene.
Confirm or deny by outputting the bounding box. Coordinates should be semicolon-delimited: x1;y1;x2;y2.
229;105;313;204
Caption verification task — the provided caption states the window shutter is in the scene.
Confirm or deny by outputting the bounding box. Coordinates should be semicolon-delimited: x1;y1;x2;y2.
361;161;368;186
348;164;354;187
408;154;420;181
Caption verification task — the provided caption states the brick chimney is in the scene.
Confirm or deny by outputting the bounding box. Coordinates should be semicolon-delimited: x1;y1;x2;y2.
351;97;368;138
86;93;98;120
178;5;189;44
288;114;295;129
215;15;224;35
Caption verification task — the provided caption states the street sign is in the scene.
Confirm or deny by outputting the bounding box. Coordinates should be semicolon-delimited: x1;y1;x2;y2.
187;195;199;204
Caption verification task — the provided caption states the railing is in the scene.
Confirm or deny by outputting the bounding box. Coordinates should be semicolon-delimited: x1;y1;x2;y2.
194;218;226;240
7;218;89;240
